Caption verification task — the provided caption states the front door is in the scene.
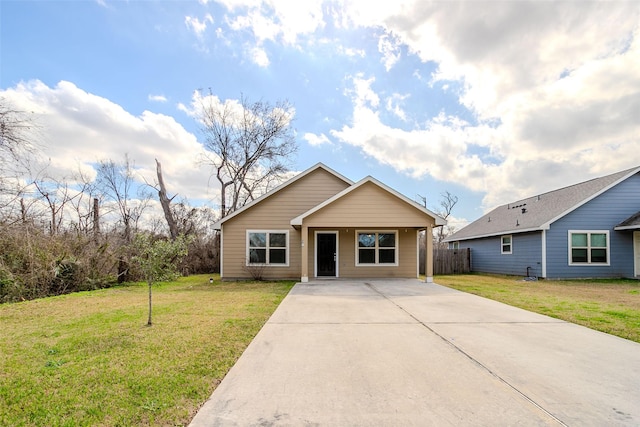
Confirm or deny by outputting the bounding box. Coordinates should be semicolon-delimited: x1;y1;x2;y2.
634;232;640;277
316;232;337;277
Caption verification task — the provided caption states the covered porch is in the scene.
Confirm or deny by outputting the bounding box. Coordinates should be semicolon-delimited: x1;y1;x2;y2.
290;176;445;283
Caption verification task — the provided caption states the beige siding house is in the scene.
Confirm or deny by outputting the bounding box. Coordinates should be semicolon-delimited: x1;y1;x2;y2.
213;163;446;282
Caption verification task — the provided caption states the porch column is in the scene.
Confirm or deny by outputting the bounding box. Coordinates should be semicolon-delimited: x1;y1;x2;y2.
425;224;434;283
301;225;309;282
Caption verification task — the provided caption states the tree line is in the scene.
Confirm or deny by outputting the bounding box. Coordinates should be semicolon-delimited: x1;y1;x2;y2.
0;93;296;302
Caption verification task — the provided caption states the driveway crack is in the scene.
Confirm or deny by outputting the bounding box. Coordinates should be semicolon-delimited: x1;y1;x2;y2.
364;282;568;427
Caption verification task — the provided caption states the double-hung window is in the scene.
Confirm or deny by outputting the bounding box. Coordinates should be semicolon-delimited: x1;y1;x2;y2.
569;231;609;265
501;235;512;254
247;230;288;266
356;231;397;265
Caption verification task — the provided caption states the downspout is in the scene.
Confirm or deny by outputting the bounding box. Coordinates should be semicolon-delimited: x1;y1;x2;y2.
541;229;547;278
219;224;224;279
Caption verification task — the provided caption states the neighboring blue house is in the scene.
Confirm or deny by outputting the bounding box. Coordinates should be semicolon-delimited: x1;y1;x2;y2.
445;166;640;279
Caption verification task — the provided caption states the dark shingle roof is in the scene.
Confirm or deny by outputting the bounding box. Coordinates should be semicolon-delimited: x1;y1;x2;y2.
615;211;640;230
446;166;640;242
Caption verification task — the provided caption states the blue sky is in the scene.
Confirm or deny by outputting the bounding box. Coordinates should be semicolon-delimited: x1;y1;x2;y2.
2;0;639;232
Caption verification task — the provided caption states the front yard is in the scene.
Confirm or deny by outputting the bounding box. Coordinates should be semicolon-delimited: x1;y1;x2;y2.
0;275;295;426
3;273;638;426
435;274;640;343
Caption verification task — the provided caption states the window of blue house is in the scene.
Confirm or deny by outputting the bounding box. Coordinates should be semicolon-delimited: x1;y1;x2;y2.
501;235;512;254
568;231;609;265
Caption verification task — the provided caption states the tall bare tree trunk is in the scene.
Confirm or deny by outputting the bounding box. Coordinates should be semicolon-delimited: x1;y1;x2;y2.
20;198;27;223
156;159;178;239
93;197;100;241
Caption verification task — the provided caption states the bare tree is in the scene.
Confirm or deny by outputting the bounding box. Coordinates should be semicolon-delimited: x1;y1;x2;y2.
154;159;178;240
0;98;36;210
95;154;151;243
198;92;297;218
0;97;34;160
435;191;459;245
32;178;69;236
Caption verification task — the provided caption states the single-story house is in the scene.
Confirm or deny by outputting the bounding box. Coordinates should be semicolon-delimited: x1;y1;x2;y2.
445;166;640;279
213;163;446;282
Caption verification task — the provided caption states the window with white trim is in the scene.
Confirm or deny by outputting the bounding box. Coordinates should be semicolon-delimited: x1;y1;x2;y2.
356;231;398;265
247;230;289;266
501;235;512;254
451;241;460;250
569;231;609;265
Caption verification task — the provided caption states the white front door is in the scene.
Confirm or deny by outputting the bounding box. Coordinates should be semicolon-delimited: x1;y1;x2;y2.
634;232;640;277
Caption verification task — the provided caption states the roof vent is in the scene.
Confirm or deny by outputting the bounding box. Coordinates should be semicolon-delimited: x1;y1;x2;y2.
522;208;527;214
516;219;520;226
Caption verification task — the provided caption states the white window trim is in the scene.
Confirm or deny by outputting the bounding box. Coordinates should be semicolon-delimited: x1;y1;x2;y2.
501;235;512;255
568;230;610;266
355;230;399;267
451;241;460;250
246;230;290;267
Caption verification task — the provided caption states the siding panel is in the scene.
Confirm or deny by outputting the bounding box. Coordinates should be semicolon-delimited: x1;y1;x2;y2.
304;182;435;228
545;173;640;278
461;231;543;277
222;168;350;279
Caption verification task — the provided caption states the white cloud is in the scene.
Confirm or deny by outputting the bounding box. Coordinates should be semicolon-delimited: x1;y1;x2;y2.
185;14;214;38
219;0;325;45
248;45;270;67
215;0;326;65
1;80;213;204
385;93;409;122
304;132;331;146
378;33;401;71
148;94;168;103
348;74;379;108
216;1;639;212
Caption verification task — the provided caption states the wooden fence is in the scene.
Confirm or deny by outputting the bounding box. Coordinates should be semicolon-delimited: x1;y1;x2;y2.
433;248;471;275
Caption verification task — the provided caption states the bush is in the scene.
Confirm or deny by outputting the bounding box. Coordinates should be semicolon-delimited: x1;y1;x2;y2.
0;223;120;302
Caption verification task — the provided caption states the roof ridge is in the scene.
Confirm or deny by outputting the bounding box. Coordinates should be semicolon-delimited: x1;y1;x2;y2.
503;165;640;207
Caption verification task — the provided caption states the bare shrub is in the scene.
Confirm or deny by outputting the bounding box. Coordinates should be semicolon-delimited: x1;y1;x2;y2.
242;259;266;281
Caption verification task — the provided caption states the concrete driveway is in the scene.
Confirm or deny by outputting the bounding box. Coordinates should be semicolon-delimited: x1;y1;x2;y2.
189;279;640;426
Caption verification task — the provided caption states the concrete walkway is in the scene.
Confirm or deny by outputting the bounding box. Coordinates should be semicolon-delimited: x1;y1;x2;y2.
189;279;640;426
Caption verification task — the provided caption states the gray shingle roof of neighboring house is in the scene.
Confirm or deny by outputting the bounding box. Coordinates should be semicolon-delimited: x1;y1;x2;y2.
615;210;640;230
446;166;640;242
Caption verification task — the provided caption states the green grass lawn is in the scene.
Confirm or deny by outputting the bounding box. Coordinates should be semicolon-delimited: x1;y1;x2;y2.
435;274;640;343
0;274;295;426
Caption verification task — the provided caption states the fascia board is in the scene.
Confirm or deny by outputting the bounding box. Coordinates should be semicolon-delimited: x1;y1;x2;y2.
444;227;544;242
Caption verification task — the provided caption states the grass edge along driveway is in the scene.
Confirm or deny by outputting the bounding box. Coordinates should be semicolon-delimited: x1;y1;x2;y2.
435;274;640;343
0;274;295;427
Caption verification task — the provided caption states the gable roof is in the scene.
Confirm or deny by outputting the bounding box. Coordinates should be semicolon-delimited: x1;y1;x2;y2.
291;175;447;227
212;163;353;229
615;210;640;231
446;166;640;242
